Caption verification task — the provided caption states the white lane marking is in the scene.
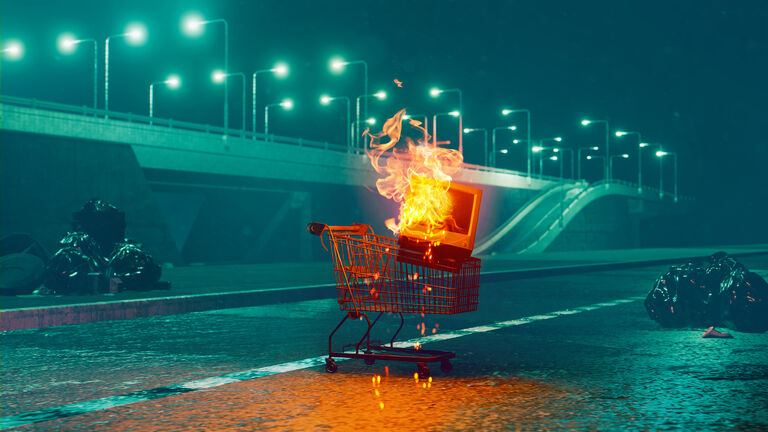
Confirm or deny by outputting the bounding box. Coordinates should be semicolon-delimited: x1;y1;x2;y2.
0;295;645;430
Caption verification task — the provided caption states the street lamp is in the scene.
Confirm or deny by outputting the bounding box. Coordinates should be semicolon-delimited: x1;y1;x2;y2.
616;130;643;192
251;62;289;139
609;154;630;182
656;150;678;202
330;57;368;142
355;90;386;149
576;146;600;179
105;23;146;115
58;33;98;110
403;113;429;143
433;110;461;148
430;87;463;152
149;75;180;123
264;98;293;142
581;119;610;179
464;128;488;166
320;94;352;150
1;39;23;60
213;70;246;135
491;126;518;168
182;13;229;131
502;108;532;181
536;146;560;177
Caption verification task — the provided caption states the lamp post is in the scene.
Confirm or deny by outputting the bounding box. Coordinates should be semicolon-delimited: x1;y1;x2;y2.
264;98;293;142
105;23;146;116
252;63;288;139
491;126;518;168
149;75;180;124
58;34;98;110
581;119;610;180
320;94;352;150
464;128;488;166
537;146;560;177
1;39;23;60
355;90;386;149
430;87;463;153
609;154;630;181
403;114;429;143
576;146;600;179
331;58;368;145
213;71;246;134
616;131;643;192
433;110;460;147
656;150;678;202
502;108;531;181
183;14;229;131
585;154;605;180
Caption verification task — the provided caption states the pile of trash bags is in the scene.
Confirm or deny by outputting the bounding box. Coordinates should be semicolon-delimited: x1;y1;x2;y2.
40;199;164;295
645;252;768;332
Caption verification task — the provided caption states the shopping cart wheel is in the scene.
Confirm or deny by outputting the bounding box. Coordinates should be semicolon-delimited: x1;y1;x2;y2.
440;360;453;373
417;362;430;379
325;358;338;373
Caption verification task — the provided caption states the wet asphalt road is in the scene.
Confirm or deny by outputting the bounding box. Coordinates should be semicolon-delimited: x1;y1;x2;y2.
2;257;767;431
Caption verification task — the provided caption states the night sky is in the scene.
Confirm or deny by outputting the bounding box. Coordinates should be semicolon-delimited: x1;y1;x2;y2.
2;0;766;243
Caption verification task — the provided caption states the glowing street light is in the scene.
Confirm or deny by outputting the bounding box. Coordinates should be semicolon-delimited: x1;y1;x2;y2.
149;74;180;123
355;90;386;149
182;13;229;131
535;145;562;177
212;70;247;134
656;150;678;202
320;94;352;150
464;128;488;166
251;62;289;139
264;98;293;142
329;57;368;143
1;39;23;60
576;146;600;179
366;117;376;125
615;130;644;192
58;33;98;110
105;23;147;115
502;108;532;180
581;118;610;179
431;87;464;152
491;126;518;168
433;110;461;148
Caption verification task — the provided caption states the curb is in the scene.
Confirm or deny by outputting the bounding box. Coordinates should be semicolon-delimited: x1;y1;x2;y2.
2;250;766;332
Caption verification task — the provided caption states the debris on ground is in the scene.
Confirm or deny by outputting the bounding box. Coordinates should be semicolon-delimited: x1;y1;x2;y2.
702;326;734;339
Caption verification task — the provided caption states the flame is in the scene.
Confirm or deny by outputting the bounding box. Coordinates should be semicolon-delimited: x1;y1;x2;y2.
365;109;463;243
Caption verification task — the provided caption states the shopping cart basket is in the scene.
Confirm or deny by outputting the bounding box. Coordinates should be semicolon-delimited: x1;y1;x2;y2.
308;222;480;377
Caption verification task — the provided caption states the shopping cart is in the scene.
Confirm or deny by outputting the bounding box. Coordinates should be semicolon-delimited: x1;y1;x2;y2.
308;222;480;377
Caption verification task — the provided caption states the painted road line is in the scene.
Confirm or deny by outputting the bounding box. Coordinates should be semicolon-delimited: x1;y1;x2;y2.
0;295;645;430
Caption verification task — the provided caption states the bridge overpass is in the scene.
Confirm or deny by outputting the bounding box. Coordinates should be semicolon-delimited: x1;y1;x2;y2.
0;96;686;264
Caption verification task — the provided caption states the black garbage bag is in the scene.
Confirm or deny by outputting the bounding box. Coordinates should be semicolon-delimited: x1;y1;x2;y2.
58;232;107;270
72;199;126;256
43;246;100;295
721;270;768;333
106;241;161;291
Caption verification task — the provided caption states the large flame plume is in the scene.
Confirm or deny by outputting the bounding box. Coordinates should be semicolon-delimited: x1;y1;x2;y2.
365;109;463;243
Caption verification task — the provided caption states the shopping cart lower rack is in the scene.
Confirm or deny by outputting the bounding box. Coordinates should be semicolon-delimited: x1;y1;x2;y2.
308;222;481;377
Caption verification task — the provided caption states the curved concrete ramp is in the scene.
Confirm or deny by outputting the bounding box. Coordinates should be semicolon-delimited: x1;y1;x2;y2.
476;181;657;255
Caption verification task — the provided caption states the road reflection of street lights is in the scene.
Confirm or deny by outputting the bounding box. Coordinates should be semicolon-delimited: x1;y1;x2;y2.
264;98;293;142
581;119;610;179
149;75;180;124
656;150;678;202
320;94;352;150
183;13;229;131
502;108;532;181
330;57;368;144
616;130;644;192
1;39;23;60
464;128;488;166
58;33;98;110
431;87;463;152
609;154;630;182
251;62;288;139
355;90;386;149
577;146;599;179
213;70;247;135
491;126;517;168
105;23;146;115
433;110;460;147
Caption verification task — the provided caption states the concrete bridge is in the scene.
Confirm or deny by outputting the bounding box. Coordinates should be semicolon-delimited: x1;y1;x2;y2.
0;96;686;264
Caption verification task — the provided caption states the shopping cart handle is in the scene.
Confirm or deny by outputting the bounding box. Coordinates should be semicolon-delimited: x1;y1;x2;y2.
307;222;372;236
307;222;328;236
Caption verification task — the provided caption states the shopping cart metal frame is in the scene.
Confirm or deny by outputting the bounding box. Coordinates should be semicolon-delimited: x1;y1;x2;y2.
308;222;480;377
